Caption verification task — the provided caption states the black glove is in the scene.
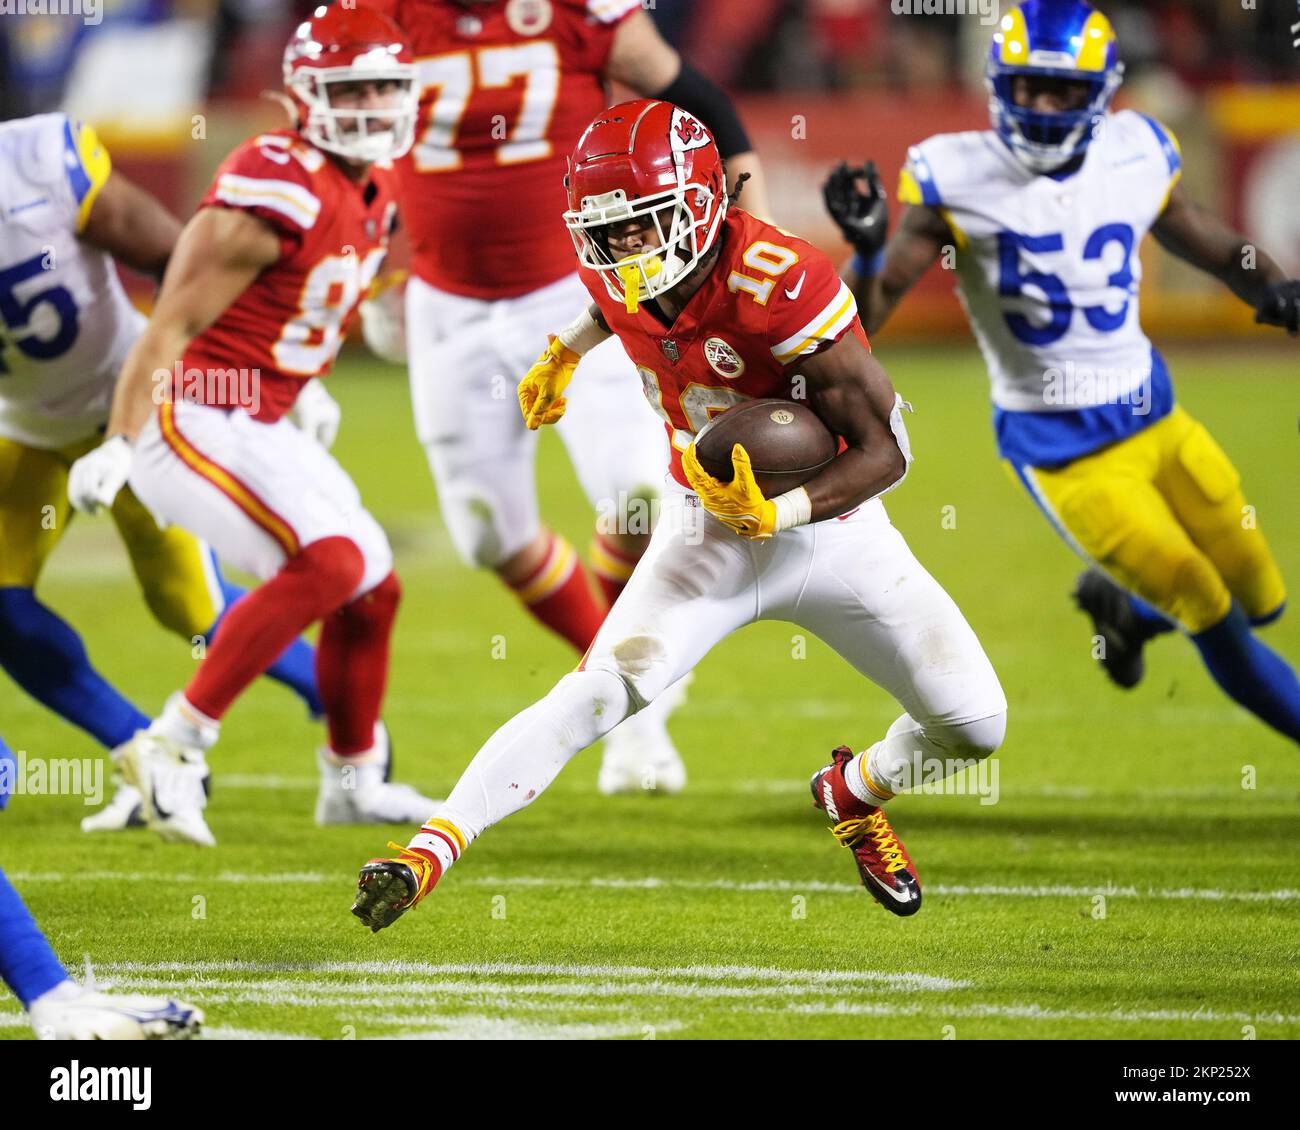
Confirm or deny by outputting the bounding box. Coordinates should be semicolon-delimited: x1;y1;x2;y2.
822;159;889;259
1254;279;1300;335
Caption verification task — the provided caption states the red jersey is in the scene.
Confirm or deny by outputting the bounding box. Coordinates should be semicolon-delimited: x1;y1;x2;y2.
583;209;867;489
182;130;398;422
365;0;641;299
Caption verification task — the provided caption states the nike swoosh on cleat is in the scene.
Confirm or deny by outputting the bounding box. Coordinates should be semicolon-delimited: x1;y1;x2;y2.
862;865;916;905
822;779;838;822
784;272;806;300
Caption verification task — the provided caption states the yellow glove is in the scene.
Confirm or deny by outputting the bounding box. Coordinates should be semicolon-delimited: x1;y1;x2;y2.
681;442;777;539
518;335;581;430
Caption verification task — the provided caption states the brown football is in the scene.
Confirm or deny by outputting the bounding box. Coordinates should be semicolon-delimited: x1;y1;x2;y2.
693;399;838;498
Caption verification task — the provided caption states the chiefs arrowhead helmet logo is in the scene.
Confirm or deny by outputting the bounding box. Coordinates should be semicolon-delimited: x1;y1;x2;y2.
669;108;712;156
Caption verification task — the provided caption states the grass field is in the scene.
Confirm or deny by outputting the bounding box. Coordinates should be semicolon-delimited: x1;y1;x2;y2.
2;343;1297;1040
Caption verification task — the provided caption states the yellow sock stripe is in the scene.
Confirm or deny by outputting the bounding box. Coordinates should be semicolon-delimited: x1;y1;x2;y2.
422;818;466;854
159;403;300;557
589;537;637;582
862;765;895;803
515;538;577;606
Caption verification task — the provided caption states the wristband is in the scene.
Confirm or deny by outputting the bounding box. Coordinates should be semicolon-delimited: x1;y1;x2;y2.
772;486;812;533
852;248;887;278
555;307;610;357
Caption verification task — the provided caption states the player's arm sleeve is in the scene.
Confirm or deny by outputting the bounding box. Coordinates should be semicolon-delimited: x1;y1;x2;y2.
769;257;862;367
201;138;321;258
60;119;113;233
650;64;752;160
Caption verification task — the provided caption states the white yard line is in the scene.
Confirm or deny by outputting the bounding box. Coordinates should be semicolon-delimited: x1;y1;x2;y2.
735;780;1298;800
149;773;1298;801
781;1000;1300;1026
95;961;967;991
99;980;953;1002
12;871;1300;903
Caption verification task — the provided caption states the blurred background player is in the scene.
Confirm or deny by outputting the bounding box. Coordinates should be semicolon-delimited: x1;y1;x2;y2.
0;735;203;1038
65;5;437;846
358;0;771;795
352;102;1006;930
0;110;324;834
823;0;1300;745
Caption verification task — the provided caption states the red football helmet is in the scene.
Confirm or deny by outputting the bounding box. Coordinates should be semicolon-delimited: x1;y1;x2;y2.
282;5;417;164
564;100;727;306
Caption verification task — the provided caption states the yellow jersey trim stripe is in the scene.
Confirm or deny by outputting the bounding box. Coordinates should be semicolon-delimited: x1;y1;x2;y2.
771;283;857;364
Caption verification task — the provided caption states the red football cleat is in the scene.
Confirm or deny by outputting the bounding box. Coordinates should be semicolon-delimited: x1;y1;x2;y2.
811;746;921;917
351;842;442;933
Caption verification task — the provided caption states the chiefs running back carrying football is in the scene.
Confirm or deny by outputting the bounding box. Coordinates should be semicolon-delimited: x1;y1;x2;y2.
359;0;771;796
353;101;1008;928
67;5;437;845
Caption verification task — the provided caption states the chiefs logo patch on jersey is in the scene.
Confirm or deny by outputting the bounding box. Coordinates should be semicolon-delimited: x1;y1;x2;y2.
506;0;553;36
670;108;712;156
704;337;745;380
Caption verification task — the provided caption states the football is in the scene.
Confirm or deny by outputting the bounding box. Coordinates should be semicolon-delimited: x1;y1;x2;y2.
693;398;838;497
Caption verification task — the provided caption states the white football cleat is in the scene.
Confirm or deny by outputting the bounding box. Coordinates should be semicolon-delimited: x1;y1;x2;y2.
315;723;439;825
598;675;690;796
28;981;203;1040
118;732;215;847
80;752;146;834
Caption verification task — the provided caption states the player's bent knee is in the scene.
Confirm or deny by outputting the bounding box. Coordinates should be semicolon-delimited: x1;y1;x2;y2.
140;577;215;640
1167;554;1233;635
349;570;402;619
927;710;1007;763
1252;599;1286;629
439;492;530;570
595;631;676;711
296;536;366;601
549;668;634;742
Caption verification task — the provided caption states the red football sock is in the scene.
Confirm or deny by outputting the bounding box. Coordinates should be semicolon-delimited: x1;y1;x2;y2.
317;571;401;755
185;537;364;720
507;533;604;653
589;532;643;611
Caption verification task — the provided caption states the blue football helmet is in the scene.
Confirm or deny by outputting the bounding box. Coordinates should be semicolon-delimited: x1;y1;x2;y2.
986;0;1125;172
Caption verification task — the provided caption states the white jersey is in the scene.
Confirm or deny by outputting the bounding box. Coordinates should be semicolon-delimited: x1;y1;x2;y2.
0;113;146;448
902;109;1181;419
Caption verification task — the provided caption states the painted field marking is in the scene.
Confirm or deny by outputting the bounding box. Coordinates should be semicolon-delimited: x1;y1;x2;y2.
11;871;1300;903
95;960;967;991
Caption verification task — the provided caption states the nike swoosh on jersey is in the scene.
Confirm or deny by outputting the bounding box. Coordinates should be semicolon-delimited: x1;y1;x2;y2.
784;272;806;300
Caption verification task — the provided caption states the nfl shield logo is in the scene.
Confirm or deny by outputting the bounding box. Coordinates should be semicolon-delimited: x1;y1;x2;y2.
365;219;377;240
660;339;680;363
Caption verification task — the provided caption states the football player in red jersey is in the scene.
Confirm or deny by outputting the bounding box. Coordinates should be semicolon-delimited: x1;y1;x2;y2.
352;102;1007;927
64;5;437;846
359;0;770;795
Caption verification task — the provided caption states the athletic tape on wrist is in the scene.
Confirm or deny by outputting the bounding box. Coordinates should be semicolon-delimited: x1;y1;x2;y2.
556;308;609;356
